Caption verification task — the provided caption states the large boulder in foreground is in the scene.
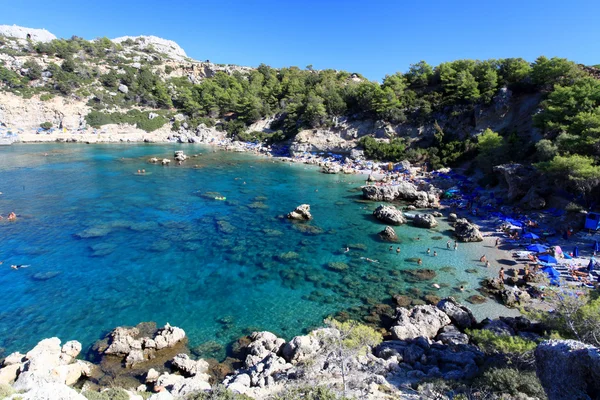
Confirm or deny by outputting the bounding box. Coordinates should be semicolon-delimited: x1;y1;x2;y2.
437;298;477;330
413;213;438;229
390;305;451;340
287;204;312;220
454;218;483;242
373;205;406;225
535;339;600;400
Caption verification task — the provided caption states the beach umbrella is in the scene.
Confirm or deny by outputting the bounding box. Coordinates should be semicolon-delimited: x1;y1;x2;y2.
574;246;580;257
522;232;540;240
538;254;558;264
527;244;548;253
541;266;561;285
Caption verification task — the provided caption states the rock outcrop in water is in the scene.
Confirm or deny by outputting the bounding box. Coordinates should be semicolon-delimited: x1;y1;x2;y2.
379;226;398;242
413;213;438;229
286;204;312;220
453;218;484;242
92;322;187;368
373;204;406;225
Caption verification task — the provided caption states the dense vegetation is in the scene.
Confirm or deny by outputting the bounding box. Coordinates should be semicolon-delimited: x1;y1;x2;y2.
2;35;600;196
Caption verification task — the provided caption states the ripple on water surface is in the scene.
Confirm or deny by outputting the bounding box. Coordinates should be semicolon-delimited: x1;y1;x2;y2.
0;143;504;358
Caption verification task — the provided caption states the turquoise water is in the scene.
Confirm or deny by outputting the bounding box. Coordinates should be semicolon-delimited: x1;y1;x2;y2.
0;144;494;358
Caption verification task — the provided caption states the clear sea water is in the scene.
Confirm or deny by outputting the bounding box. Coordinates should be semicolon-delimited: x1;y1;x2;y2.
0;144;505;358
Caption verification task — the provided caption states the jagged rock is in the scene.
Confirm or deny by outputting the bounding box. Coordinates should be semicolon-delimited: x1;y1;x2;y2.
226;373;251;394
148;390;175;400
362;181;439;208
60;341;82;365
413;214;438;229
378;226;398;242
154;323;186;350
521;186;546;210
436;325;469;346
105;327;141;355
15;382;87;399
146;368;160;383
493;163;540;202
174;150;187;162
373;205;406;225
281;334;320;363
2;352;25;366
170;353;209;377
0;363;20;384
390;305;451;340
112;35;188;61
321;163;341;174
118;84;128;94
0;24;57;42
437;298;477;330
448;213;458;222
431;211;443;218
501;286;531;307
535;339;600;400
286;204;312;220
454;218;483;242
24;337;62;373
244;331;285;368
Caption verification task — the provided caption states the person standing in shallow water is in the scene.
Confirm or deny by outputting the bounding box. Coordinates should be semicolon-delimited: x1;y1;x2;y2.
447;241;451;250
454;241;458;251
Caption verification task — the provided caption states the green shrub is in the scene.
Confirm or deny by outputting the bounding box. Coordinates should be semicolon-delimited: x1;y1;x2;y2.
271;385;351;400
478;367;546;399
83;388;130;400
85;110;167;132
467;329;537;355
23;59;42;80
40;93;54;101
40;121;53;130
0;383;15;399
359;136;406;161
185;385;253;399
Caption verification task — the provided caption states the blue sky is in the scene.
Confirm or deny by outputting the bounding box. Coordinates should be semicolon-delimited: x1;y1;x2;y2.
1;0;598;80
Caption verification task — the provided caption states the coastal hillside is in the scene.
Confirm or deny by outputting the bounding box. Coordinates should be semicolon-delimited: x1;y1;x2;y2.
1;25;600;203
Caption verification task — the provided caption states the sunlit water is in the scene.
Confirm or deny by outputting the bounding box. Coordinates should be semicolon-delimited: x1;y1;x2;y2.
0;144;504;358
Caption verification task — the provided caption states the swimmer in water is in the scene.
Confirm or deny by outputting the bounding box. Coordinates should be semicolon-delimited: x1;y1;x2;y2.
417;258;422;265
433;251;437;257
480;255;487;262
344;247;350;253
396;247;400;255
11;265;30;270
427;248;431;255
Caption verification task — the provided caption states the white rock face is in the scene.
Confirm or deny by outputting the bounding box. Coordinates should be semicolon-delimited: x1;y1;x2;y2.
112;35;187;60
0;24;57;42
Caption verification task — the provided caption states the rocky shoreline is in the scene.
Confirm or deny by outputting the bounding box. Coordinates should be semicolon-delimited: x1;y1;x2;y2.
0;298;592;400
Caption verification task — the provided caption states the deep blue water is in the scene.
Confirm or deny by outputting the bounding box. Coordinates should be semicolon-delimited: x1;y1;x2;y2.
0;144;497;358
